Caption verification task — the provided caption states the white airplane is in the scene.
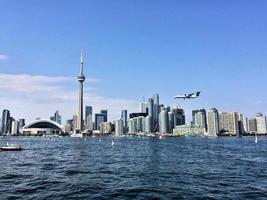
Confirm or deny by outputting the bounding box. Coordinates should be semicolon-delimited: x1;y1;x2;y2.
174;91;201;100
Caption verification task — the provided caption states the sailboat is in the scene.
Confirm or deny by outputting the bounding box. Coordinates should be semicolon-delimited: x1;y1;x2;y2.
255;133;258;144
111;140;114;146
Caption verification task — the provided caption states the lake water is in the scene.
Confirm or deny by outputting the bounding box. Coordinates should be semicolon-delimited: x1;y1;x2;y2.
0;136;267;199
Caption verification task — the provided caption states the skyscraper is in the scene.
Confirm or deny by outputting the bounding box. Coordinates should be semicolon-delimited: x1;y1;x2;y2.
85;106;93;127
219;112;239;135
19;119;25;129
172;107;185;126
77;50;86;131
153;94;159;131
50;110;62;124
256;113;267;134
115;119;123;136
145;116;152;133
248;118;257;133
100;110;108;122
147;98;154;124
121;110;127;132
95;113;105;130
207;108;219;136
159;109;168;133
193;109;207;131
1;109;10;135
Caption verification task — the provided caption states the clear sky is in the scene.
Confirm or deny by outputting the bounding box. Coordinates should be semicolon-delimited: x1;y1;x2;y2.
0;0;267;123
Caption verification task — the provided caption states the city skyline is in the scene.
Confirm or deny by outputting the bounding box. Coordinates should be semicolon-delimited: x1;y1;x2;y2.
1;0;267;123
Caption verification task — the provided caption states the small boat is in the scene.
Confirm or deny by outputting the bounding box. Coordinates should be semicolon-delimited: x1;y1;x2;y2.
255;133;258;144
0;143;23;151
70;130;83;138
111;140;114;146
159;135;162;139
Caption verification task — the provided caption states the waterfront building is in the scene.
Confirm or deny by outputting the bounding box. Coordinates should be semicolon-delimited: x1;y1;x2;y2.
159;109;168;133
248;118;257;133
77;50;86;131
95;113;106;130
136;116;145;132
172;107;185;126
127;116;145;134
72;115;78;130
153;94;159;131
192;110;199;125
207;108;219;136
173;125;205;136
19;119;25;129
238;113;248;134
100;122;112;135
168;112;174;133
115;119;123;136
120;110;127;133
193;109;207;131
11;120;19;135
128;118;137;133
85;106;92;126
256;113;267;134
22;119;64;135
219;112;239;135
86;114;94;131
145;116;152;133
147;98;154;129
1;109;11;135
100;110;108;122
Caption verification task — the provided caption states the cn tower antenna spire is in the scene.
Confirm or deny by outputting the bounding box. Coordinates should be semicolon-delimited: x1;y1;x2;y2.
80;49;84;75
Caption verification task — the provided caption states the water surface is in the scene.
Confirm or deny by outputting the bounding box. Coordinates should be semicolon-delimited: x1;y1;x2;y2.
0;136;267;199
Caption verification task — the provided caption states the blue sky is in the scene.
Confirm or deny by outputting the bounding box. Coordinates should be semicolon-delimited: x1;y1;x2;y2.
0;0;267;122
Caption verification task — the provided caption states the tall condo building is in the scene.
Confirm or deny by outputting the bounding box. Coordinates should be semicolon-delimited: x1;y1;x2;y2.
147;98;154;126
193;109;207;131
207;108;219;136
145;116;152;133
85;106;93;129
1;109;10;135
159;109;168;133
219;112;239;135
115;119;123;136
19;119;25;129
256;113;267;134
95;113;106;130
172;107;185;126
100;110;108;122
153;94;159;131
120;110;127;132
248;118;257;133
76;50;86;131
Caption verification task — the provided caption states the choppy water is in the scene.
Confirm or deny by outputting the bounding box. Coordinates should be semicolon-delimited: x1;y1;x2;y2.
0;136;267;199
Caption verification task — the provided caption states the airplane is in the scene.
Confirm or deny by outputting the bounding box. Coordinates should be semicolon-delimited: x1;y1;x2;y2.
174;91;201;100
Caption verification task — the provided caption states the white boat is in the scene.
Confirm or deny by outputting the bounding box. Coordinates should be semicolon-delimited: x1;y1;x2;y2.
112;140;114;146
70;130;83;138
0;143;23;151
255;133;258;144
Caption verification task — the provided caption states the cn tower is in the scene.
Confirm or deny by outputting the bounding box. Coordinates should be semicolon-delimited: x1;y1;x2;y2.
77;50;85;131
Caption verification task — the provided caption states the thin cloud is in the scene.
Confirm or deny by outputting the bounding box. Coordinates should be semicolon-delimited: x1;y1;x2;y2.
0;54;8;60
0;73;138;123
